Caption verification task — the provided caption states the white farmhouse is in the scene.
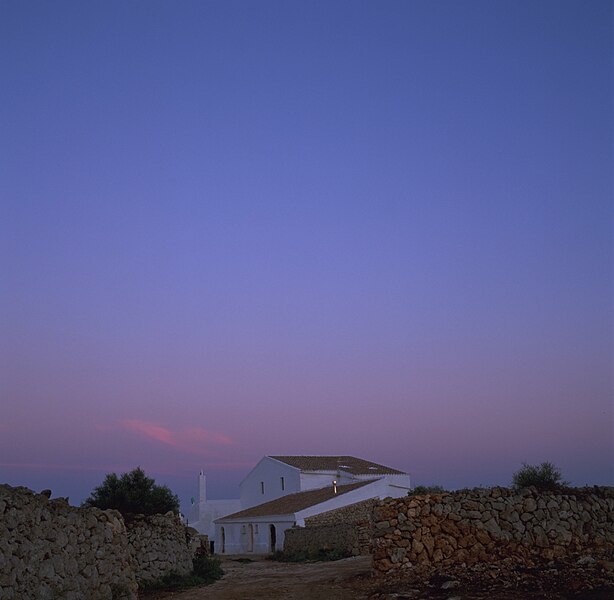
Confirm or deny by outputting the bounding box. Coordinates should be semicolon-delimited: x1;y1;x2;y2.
188;455;410;554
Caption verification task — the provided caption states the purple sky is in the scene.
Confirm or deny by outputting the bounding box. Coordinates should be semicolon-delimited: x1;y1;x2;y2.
1;0;612;510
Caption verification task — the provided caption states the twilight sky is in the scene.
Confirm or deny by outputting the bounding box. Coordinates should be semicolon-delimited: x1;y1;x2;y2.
1;0;612;510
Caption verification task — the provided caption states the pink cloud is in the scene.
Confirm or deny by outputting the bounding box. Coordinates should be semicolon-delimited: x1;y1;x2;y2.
121;420;175;445
183;427;232;446
117;420;233;454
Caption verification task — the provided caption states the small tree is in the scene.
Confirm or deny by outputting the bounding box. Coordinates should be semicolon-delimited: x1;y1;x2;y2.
512;462;567;491
82;467;180;516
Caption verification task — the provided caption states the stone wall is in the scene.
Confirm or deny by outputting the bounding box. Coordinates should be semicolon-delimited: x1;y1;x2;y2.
126;513;193;584
0;484;137;600
305;498;378;527
284;523;362;556
284;499;378;556
372;486;614;578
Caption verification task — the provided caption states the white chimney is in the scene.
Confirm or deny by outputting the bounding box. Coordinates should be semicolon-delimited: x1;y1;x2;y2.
198;471;207;503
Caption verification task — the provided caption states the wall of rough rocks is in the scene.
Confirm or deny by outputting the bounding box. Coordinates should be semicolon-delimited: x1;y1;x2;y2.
372;486;614;578
126;513;193;584
0;484;137;600
284;499;377;556
304;498;378;528
284;523;361;556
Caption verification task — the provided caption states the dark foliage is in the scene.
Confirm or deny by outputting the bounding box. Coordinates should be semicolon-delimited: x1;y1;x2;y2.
192;550;224;583
82;467;179;516
408;485;447;496
512;462;568;491
137;550;223;593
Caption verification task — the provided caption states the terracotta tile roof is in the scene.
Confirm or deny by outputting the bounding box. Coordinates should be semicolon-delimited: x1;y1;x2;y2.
269;455;406;476
216;480;376;521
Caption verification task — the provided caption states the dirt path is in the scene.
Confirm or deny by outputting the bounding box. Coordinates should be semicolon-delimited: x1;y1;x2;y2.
142;555;374;600
140;555;614;600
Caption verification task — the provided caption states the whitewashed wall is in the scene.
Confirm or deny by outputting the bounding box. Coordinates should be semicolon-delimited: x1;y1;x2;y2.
188;498;241;539
216;479;411;554
216;517;295;554
240;457;301;509
299;471;350;490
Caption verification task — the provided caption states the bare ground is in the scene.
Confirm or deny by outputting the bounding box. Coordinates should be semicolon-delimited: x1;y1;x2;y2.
140;555;614;600
140;555;374;600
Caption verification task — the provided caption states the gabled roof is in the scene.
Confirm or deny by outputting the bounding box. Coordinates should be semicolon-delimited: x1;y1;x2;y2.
217;480;375;521
269;455;406;476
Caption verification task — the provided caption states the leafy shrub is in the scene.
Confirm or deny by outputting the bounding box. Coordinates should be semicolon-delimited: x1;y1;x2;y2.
192;551;224;583
82;467;179;516
139;553;223;593
139;572;204;592
409;485;447;496
512;462;567;490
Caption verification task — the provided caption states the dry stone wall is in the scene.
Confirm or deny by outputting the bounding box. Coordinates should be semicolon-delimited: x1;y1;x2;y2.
0;484;198;599
372;486;614;578
304;498;378;527
285;499;378;556
284;523;362;556
0;484;137;600
127;513;193;584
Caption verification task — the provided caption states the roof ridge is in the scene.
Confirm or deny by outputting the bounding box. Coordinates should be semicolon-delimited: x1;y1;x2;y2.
268;455;406;475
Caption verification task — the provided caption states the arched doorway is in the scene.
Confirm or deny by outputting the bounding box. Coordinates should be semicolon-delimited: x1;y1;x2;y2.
269;524;277;553
247;523;254;552
221;527;226;554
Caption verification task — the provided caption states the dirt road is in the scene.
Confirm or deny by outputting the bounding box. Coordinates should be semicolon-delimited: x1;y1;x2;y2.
140;556;614;600
143;555;374;600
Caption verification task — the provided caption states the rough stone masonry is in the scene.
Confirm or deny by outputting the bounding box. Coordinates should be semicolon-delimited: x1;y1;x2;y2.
372;486;614;579
0;484;137;600
127;512;193;584
0;484;197;600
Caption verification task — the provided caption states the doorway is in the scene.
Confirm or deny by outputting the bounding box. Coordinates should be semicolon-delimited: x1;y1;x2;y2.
221;527;225;554
247;523;254;552
269;524;277;553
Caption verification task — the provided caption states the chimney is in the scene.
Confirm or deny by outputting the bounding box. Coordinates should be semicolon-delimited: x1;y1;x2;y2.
198;471;207;503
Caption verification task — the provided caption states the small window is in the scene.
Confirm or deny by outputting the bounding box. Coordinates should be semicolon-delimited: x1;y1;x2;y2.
241;525;246;534
254;524;259;534
280;476;285;491
260;481;265;494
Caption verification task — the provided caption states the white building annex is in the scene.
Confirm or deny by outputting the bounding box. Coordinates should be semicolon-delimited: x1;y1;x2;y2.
185;471;241;544
187;455;411;554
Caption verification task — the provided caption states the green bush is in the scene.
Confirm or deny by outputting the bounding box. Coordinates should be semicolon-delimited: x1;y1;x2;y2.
408;485;447;496
192;552;224;583
82;467;179;516
512;462;567;491
139;554;223;593
153;572;204;590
